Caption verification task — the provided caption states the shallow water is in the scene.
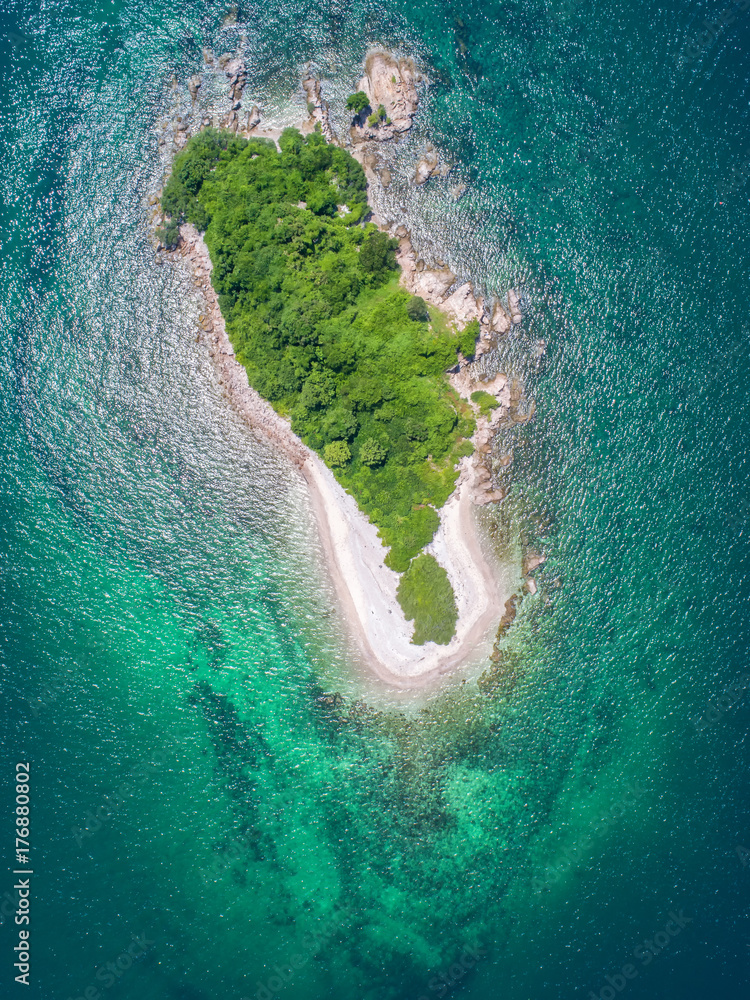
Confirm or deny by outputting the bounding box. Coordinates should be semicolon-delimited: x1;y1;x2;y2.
2;1;750;998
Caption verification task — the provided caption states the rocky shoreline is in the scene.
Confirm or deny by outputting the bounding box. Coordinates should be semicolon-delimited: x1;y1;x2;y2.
175;225;309;469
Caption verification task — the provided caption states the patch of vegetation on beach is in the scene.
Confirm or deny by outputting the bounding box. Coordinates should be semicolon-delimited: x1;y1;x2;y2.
396;554;459;645
160;126;475;641
470;389;499;418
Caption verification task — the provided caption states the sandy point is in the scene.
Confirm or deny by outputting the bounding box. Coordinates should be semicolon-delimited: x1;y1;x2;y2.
176;198;518;687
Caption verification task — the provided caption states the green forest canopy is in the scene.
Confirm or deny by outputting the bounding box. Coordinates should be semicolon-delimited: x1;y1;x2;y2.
160;126;476;643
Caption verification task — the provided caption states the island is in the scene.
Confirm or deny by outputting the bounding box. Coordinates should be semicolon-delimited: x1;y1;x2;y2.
155;53;522;686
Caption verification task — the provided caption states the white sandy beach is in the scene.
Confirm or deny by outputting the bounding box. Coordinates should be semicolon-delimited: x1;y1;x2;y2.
178;186;513;686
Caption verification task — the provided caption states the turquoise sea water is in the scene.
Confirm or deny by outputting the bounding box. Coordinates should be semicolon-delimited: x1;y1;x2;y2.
2;1;750;998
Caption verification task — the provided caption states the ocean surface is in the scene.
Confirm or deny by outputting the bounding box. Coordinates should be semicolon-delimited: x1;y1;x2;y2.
1;1;750;998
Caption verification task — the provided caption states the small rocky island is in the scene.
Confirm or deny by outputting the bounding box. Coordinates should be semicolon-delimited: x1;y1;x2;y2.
152;50;538;684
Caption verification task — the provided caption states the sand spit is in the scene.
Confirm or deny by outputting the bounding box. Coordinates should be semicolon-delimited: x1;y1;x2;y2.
176;218;515;687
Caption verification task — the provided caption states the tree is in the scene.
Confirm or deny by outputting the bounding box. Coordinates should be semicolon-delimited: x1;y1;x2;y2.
306;184;338;217
324;440;351;468
345;91;370;115
279;127;304;155
301;369;337;410
406;296;429;322
359;230;398;283
360;438;387;467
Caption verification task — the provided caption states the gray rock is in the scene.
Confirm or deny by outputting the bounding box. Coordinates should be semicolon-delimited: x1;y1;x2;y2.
414;150;438;185
224;59;246;91
507;288;524;325
491;302;512;334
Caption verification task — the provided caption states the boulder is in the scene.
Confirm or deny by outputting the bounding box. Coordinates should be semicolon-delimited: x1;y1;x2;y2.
479;373;509;400
246;105;261;130
508;288;524;324
188;74;202;98
302;75;321;108
224;58;246;82
491;301;512;334
474;488;506;506
523;552;546;576
414;148;438;185
441;282;482;327
410;265;456;303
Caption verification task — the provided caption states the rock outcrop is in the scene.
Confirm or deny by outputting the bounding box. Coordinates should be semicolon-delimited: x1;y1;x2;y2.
245;105;261;131
446;369;512;506
414;148;439;185
441;282;482;327
507;288;524;325
225;58;247;101
302;72;335;143
491;300;512;334
351;50;421;141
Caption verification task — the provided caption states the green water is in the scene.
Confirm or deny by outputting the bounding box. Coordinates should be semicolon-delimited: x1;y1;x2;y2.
1;1;749;998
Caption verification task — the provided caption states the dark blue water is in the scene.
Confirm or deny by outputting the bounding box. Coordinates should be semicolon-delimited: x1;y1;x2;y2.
1;1;749;998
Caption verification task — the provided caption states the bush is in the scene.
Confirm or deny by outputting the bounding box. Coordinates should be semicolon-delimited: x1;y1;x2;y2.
324;440;351;467
396;554;458;645
471;390;499;418
156;220;180;248
367;104;387;127
346;91;370;115
406;295;429;322
383;507;441;572
458;318;480;358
